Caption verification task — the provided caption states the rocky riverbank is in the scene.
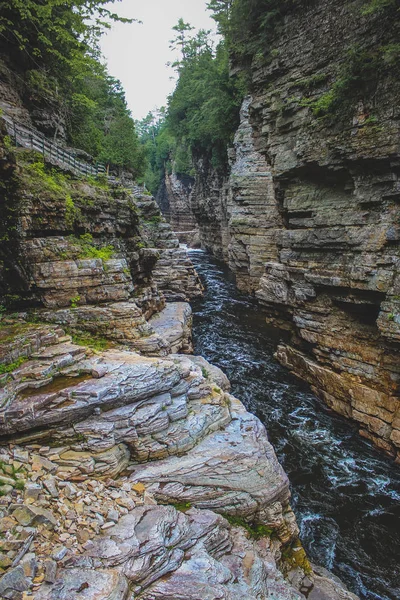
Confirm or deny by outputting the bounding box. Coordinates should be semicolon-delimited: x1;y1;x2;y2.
0;316;359;600
0;121;359;599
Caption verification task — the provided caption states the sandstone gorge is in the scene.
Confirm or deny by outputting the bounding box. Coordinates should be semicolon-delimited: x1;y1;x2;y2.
0;116;359;599
162;0;400;461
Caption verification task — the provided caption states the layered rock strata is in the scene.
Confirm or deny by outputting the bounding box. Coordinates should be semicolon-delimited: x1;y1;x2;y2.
0;133;202;356
156;172;200;246
0;128;359;599
186;0;400;459
0;318;357;600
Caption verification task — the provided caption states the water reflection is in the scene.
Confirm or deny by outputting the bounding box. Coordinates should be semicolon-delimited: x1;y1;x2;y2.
189;249;400;600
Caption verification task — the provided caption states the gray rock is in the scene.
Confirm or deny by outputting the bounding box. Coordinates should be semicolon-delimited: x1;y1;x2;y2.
130;397;294;535
0;565;30;598
149;302;193;353
80;505;302;600
34;568;129;599
13;505;57;528
44;558;58;583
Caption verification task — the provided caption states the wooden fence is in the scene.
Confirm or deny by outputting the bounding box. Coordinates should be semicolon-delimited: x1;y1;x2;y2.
2;114;106;177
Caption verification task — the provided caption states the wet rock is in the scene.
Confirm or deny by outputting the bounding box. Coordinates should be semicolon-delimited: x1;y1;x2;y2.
149;302;193;353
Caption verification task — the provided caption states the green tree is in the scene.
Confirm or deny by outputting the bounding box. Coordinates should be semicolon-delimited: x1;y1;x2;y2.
167;33;242;169
140;22;243;189
0;0;135;72
137;110;176;193
0;0;146;176
100;112;146;176
169;19;195;64
206;0;233;36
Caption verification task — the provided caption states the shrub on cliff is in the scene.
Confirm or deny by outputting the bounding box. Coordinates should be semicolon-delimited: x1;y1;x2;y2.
0;0;146;177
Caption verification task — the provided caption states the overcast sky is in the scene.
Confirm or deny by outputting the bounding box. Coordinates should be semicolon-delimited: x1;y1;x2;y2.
100;0;216;121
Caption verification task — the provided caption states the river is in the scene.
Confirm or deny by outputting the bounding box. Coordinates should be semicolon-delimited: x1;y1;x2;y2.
189;249;400;600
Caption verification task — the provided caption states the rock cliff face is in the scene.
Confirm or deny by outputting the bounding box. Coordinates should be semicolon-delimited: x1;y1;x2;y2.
184;0;400;459
156;172;200;246
0;126;357;599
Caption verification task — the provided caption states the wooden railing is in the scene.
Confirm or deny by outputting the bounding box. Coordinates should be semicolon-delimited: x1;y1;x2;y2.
2;114;106;177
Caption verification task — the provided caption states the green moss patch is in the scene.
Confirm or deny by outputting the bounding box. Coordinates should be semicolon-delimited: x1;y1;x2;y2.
169;501;192;513
0;356;28;375
70;331;114;351
222;514;275;539
279;539;312;575
73;234;116;261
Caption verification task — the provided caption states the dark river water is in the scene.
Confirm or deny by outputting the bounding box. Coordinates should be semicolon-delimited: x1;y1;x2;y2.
188;249;400;600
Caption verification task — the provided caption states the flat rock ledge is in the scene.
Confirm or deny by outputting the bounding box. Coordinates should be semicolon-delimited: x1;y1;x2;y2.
0;320;358;600
37;300;193;358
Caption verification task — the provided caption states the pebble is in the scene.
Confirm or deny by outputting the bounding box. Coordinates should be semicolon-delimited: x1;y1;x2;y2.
24;483;41;501
52;545;67;561
44;558;57;583
43;477;58;498
63;483;77;498
0;475;16;486
0;443;144;597
14;450;29;464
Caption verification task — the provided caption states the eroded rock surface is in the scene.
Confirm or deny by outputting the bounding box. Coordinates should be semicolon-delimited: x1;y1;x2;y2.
149;302;193;353
0;316;357;600
0;117;359;599
183;0;400;458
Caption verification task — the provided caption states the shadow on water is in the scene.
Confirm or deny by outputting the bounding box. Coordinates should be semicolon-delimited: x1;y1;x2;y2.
189;249;400;600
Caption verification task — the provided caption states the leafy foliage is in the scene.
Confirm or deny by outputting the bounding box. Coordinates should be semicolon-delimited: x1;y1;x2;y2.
167;38;243;169
70;331;113;350
0;0;145;176
136;109;175;193
74;234;115;260
207;0;295;60
139;24;244;190
0;0;133;72
0;357;27;375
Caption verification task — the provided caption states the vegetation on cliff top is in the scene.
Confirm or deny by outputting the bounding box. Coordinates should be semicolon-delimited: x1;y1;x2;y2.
138;1;296;188
142;0;400;191
138;19;245;192
0;0;146;176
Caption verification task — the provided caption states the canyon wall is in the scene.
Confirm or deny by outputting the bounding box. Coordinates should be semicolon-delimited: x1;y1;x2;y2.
0;120;357;600
183;0;400;459
156;172;200;246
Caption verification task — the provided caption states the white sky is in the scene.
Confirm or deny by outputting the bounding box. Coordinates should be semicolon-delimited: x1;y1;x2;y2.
100;0;217;121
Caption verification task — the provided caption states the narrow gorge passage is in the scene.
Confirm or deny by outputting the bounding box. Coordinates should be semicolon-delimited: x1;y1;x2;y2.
189;249;400;600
